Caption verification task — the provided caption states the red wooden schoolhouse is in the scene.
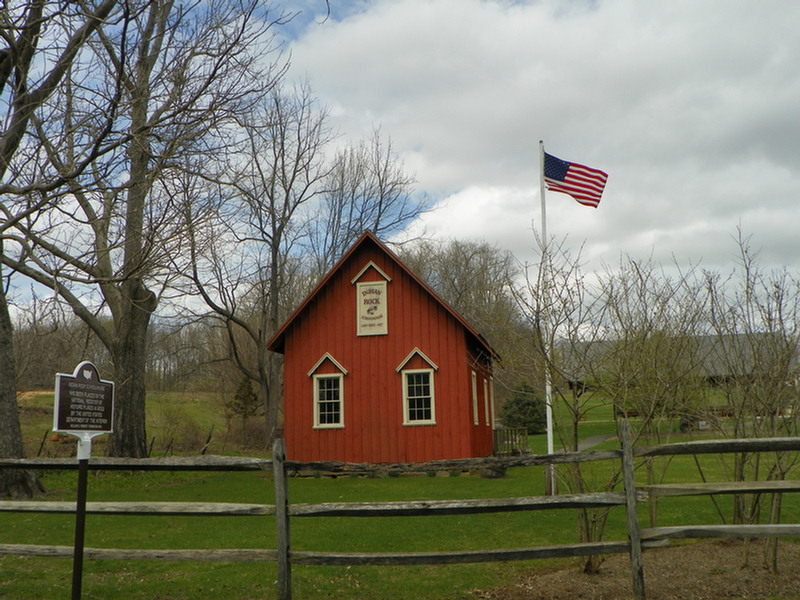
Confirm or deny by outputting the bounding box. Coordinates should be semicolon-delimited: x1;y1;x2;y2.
267;231;499;464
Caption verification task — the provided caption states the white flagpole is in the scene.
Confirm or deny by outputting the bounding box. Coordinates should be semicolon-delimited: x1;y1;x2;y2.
539;140;556;495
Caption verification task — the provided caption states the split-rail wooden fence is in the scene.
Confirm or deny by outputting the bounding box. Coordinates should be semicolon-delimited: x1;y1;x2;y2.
3;420;800;600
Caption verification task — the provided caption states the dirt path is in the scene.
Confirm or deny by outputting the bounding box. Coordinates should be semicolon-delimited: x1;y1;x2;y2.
577;434;615;451
480;539;800;600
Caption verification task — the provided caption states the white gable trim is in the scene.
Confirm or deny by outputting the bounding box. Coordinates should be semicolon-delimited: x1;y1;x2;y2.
350;260;392;284
307;352;349;377
395;347;439;373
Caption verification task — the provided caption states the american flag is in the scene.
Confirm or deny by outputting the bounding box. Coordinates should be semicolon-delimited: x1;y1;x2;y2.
543;152;608;208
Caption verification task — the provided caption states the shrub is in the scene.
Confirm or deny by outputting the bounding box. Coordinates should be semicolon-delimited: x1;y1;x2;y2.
226;376;262;447
499;381;547;434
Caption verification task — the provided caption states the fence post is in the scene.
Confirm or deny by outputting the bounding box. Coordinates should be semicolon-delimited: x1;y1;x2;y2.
273;438;291;600
71;455;89;600
619;419;646;600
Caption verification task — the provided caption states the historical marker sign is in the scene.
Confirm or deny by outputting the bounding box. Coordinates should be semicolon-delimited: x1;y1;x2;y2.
54;361;115;434
52;362;114;600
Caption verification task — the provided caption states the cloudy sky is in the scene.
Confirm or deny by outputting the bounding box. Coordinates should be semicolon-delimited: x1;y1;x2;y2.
280;0;799;277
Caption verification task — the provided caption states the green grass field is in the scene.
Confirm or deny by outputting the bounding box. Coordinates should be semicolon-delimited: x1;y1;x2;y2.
3;391;800;599
18;389;234;458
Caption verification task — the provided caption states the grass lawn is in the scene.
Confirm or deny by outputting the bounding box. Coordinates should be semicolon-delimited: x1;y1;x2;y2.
4;391;800;598
4;454;798;599
17;390;233;458
0;467;580;599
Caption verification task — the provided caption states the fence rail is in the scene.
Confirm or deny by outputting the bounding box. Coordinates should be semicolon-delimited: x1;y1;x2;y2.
0;455;272;471
3;422;800;600
492;427;530;456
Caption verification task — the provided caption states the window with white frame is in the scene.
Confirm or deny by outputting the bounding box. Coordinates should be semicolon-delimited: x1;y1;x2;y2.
484;378;490;427
489;376;496;429
313;374;344;428
402;369;435;425
471;371;479;425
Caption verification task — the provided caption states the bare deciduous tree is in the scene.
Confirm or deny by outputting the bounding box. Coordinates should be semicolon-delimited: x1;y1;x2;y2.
705;231;800;569
307;128;425;275
517;237;618;573
399;237;530;403
184;84;423;447
592;256;709;529
1;0;118;495
2;0;287;457
184;82;332;447
520;239;708;571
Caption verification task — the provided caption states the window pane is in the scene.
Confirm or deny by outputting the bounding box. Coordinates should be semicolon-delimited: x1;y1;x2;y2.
317;377;341;425
406;372;432;421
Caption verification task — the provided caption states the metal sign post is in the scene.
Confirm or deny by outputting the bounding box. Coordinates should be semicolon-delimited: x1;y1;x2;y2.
53;361;115;600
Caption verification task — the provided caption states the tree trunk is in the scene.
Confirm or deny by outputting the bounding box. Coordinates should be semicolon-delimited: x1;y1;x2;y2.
646;457;660;527
763;492;782;572
0;256;44;497
263;354;283;448
106;280;157;458
733;452;746;524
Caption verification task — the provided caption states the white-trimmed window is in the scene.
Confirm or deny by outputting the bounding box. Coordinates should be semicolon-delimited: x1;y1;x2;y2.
402;369;436;425
471;371;479;425
308;353;347;429
313;374;344;429
489;376;496;429
484;378;490;427
396;348;438;426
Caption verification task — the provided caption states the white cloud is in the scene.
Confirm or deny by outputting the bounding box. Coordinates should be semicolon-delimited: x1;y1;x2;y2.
284;0;800;275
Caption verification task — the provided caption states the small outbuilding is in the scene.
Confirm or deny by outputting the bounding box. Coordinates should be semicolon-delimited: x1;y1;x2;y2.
267;231;499;463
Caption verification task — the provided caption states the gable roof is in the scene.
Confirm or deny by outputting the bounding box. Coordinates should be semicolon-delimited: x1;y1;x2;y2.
266;230;499;361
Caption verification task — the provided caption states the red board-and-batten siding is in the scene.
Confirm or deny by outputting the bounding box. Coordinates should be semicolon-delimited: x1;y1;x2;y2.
268;231;497;464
